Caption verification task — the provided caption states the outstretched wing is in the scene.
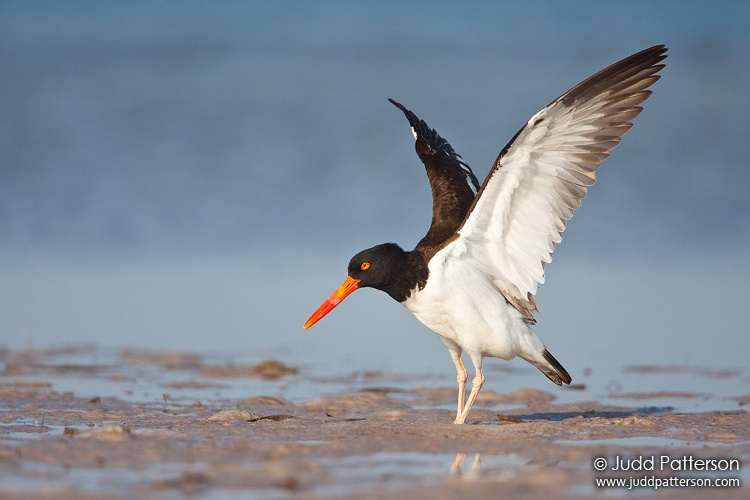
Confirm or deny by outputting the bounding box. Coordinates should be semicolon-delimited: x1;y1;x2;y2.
389;99;480;248
447;45;668;321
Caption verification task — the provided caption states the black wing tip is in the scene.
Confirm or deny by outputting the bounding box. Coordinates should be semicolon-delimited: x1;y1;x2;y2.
389;98;481;190
638;44;669;68
647;43;668;55
628;44;668;63
387;98;409;118
388;97;422;131
387;98;435;147
558;44;668;107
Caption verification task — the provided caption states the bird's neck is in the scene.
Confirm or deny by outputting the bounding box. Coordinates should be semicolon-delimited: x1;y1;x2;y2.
379;249;429;303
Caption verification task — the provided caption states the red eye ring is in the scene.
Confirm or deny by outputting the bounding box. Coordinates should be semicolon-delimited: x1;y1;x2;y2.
360;262;371;271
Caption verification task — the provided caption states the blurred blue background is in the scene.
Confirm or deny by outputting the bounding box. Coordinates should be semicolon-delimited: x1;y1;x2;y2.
1;1;749;382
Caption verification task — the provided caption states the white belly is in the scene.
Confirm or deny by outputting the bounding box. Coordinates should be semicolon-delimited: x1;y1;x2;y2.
402;253;542;361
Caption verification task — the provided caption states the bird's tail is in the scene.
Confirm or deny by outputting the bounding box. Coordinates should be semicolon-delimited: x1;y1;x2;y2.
538;349;572;386
518;328;572;386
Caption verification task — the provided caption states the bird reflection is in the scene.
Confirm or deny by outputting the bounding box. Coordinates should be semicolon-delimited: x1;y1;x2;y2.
450;453;483;480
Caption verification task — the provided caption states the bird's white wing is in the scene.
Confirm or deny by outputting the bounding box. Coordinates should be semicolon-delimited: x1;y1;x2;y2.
446;45;667;320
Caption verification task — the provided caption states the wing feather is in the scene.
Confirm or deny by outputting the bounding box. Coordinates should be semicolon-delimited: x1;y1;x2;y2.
445;45;667;321
388;99;481;249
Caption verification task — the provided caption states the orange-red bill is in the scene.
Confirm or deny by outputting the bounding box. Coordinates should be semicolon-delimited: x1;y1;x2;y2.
303;276;360;329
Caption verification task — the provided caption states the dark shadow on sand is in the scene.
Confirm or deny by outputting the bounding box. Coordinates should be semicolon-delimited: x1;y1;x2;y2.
505;406;672;422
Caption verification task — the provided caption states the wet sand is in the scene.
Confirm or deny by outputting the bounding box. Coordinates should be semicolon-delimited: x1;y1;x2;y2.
1;346;748;499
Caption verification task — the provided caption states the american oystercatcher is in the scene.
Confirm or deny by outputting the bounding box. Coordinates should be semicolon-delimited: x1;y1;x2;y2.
304;45;667;424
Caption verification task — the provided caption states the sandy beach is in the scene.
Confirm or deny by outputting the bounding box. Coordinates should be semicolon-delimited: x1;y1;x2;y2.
1;346;747;499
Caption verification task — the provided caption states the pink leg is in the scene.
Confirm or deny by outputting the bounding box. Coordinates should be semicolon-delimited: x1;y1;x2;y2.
453;357;468;424
446;350;468;424
454;359;484;425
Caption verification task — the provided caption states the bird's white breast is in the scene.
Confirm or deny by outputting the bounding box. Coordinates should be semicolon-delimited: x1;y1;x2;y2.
402;247;536;361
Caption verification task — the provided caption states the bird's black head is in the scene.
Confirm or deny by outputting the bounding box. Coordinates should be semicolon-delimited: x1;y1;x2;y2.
303;243;413;329
346;243;408;291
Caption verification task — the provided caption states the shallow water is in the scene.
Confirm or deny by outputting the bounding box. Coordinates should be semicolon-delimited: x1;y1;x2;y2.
2;345;746;416
1;346;748;498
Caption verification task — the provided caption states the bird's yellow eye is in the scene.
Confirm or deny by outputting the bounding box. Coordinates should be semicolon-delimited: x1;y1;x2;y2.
360;262;371;271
